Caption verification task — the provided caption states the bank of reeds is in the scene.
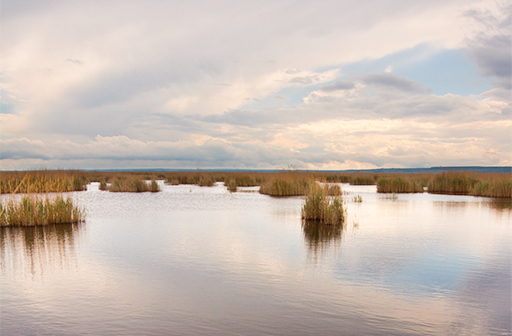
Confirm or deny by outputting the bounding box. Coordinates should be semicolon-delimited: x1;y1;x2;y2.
0;196;84;226
428;172;511;198
377;176;425;193
0;170;87;194
301;184;346;225
321;173;376;185
259;174;312;196
107;178;160;192
2;169;510;198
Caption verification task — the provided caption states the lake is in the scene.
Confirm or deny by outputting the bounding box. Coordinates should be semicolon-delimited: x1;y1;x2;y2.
1;183;511;335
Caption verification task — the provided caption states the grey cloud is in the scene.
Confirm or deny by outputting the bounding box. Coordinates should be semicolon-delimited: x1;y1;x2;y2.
465;4;512;90
470;34;511;89
285;69;301;74
289;76;319;85
66;58;83;65
201;89;506;128
319;81;355;92
361;72;430;93
0;138;51;160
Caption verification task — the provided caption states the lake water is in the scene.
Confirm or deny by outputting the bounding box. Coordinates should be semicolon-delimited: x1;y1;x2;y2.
1;183;511;335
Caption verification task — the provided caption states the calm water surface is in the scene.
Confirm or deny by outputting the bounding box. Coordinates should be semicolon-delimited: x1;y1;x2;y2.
1;183;511;335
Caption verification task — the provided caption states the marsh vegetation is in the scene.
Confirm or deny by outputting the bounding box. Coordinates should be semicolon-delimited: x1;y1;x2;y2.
106;178;160;192
0;170;87;194
301;184;346;225
0;196;84;226
0;169;510;197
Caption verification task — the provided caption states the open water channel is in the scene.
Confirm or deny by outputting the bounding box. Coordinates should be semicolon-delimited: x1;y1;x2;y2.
1;182;511;335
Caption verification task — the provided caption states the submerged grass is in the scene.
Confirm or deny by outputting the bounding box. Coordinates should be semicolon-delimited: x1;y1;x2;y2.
301;184;346;225
0;196;85;226
352;195;363;202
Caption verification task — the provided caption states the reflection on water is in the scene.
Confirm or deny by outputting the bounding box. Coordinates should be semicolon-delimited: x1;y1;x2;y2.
1;185;510;335
0;223;83;278
488;198;512;210
302;220;343;261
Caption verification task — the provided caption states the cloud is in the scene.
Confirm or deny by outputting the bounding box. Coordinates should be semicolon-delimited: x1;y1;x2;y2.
319;81;355;92
0;0;509;169
66;58;84;65
464;3;512;91
289;76;320;85
0;138;49;160
206;82;507;127
361;72;430;93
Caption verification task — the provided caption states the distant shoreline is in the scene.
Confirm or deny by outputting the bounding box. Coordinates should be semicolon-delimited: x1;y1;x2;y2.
72;166;511;174
1;166;510;174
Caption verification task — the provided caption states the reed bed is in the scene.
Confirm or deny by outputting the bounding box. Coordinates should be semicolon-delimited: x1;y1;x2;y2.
301;184;346;225
0;196;84;226
377;176;425;193
320;173;377;185
259;174;313;196
1;169;510;198
0;170;87;194
428;172;511;198
107;178;160;192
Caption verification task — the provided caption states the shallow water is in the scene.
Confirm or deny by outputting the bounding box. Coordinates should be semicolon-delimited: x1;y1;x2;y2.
1;183;511;335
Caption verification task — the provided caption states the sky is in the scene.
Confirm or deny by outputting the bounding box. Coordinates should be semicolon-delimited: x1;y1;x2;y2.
1;0;511;170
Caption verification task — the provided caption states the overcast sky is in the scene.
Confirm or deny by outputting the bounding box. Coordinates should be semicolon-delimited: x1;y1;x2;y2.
1;0;510;170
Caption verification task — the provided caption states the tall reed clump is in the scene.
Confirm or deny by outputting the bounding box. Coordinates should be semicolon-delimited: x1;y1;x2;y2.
301;184;346;225
226;179;238;192
377;176;425;193
259;174;312;196
107;178;160;192
0;196;85;226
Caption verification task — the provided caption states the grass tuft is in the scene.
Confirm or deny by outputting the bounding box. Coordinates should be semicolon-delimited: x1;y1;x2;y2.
352;195;363;202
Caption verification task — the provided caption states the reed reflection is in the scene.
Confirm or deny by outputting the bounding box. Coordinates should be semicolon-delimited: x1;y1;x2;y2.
0;223;83;278
488;198;512;210
302;220;344;262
